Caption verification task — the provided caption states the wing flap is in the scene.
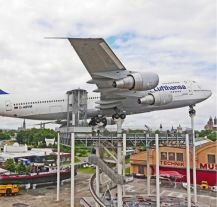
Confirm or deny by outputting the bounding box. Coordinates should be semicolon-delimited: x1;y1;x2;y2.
93;88;119;93
93;70;129;80
96;103;121;110
95;99;125;105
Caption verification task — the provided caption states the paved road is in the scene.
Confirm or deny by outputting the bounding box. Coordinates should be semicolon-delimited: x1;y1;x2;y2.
124;179;217;207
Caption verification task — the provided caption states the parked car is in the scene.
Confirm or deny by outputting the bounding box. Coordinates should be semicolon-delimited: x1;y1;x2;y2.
0;184;19;196
210;185;217;192
200;181;209;190
182;182;193;191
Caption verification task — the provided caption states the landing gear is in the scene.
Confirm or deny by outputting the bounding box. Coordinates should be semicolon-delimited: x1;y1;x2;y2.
112;113;126;120
89;111;126;127
89;115;107;127
189;105;196;117
120;113;126;119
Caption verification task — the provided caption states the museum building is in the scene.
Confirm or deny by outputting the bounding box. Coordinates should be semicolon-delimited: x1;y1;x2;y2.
130;140;217;186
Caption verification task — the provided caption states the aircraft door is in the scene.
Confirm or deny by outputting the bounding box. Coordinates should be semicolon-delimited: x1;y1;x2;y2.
5;100;13;111
188;81;194;95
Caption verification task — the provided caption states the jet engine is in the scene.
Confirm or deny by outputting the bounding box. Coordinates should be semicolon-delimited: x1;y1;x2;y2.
112;72;159;91
138;92;173;106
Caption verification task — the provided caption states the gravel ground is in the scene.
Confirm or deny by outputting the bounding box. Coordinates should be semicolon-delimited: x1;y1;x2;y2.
0;173;91;207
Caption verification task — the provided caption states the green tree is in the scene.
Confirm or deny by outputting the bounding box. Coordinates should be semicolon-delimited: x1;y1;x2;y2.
4;159;16;172
198;130;212;137
46;154;57;161
60;145;71;153
199;130;217;141
207;131;217;141
16;128;57;146
0;132;10;140
16;163;27;174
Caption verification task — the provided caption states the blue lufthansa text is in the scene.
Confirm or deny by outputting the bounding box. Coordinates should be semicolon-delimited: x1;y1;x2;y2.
154;85;186;91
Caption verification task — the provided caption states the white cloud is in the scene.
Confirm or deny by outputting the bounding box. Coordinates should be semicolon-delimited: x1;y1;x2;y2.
0;0;216;130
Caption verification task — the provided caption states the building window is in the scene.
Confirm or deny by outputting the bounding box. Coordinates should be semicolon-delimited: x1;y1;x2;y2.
168;152;175;161
161;152;167;160
138;165;144;174
177;153;183;161
208;154;215;163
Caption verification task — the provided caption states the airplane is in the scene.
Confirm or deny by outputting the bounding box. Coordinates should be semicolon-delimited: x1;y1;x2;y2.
0;38;212;127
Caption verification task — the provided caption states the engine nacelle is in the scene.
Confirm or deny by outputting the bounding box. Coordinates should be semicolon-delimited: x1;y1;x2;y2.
112;72;159;91
138;92;173;106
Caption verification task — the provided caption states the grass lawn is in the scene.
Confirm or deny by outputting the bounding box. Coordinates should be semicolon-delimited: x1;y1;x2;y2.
75;157;81;163
62;157;81;166
77;167;96;174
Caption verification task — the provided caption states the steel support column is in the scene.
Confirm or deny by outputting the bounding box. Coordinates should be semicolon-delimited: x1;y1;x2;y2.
155;134;160;207
189;106;197;204
123;133;126;196
70;113;75;207
186;134;191;207
146;141;150;195
116;118;123;207
95;143;100;207
117;141;122;207
56;133;60;201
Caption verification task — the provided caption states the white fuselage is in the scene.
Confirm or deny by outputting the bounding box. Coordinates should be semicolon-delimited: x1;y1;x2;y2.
0;80;211;121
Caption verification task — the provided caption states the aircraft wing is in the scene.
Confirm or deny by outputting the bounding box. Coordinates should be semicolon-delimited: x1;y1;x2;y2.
68;38;144;111
68;38;126;74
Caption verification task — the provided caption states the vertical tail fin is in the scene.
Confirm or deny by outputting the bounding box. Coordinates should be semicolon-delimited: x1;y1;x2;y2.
0;89;8;95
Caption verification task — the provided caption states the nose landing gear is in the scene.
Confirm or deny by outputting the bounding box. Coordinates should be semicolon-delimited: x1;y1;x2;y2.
189;105;196;117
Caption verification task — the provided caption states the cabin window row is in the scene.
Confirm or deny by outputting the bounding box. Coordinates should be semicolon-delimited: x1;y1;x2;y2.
163;82;179;84
161;152;183;161
170;91;181;93
88;97;99;99
14;99;65;106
